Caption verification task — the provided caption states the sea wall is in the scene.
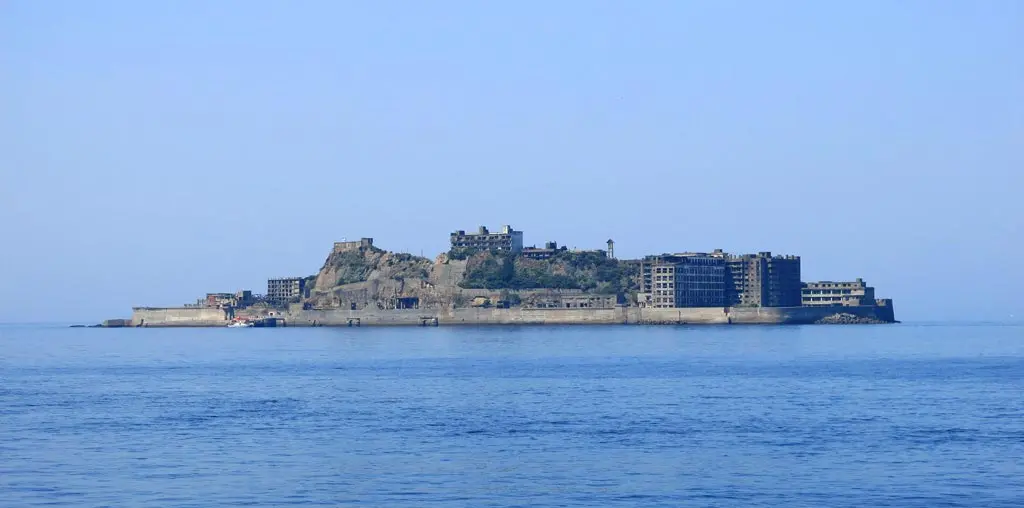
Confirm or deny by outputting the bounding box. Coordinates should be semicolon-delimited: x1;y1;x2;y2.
632;307;730;324
286;307;629;326
132;307;228;327
132;304;894;327
279;305;893;327
724;306;871;324
874;299;896;323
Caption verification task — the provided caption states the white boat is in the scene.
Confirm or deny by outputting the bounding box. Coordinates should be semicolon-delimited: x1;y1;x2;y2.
227;321;254;328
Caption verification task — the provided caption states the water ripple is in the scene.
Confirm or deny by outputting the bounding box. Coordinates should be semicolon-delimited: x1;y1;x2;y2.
2;325;1023;507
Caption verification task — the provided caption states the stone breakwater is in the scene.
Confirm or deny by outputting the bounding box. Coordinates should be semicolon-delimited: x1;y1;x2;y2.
131;304;896;327
814;313;890;325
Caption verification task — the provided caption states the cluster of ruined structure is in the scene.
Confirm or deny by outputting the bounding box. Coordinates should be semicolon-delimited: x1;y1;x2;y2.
636;249;887;310
181;224;890;313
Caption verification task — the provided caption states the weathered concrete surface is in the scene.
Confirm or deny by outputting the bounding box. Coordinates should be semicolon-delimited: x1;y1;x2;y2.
634;307;730;324
131;304;894;327
101;318;133;328
132;307;228;327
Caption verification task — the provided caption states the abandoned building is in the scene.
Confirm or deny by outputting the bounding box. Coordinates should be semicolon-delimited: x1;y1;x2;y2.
521;241;566;259
636;249;802;308
267;277;306;304
524;290;618;309
333;237;374;253
725;251;802;307
186;290;254;309
450;225;524;253
638;253;727;308
801;278;875;306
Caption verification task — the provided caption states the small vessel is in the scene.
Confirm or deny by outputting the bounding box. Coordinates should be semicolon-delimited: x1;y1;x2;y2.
227;320;254;328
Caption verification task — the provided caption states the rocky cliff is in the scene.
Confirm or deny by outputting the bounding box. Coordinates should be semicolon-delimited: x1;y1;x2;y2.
304;243;638;310
308;244;435;309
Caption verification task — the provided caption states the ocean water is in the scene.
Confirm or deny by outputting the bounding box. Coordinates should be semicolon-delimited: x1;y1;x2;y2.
1;324;1022;507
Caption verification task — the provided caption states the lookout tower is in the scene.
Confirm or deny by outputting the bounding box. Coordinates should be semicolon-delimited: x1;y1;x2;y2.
606;239;615;259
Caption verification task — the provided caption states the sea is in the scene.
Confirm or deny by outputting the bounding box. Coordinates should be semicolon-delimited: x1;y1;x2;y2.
1;323;1022;507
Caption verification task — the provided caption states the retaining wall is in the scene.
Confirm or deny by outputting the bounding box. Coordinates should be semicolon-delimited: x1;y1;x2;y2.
131;304;894;327
132;307;228;327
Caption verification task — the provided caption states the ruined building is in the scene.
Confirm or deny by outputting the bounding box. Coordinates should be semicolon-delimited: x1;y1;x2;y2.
636;250;801;308
525;291;619;309
192;290;253;309
638;253;726;308
450;225;524;253
521;241;566;259
333;237;374;253
801;278;875;306
267;277;306;304
724;251;802;307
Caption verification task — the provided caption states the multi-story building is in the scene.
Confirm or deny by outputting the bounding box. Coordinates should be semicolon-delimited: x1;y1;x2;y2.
522;241;564;260
725;251;802;307
638;253;726;308
267;277;306;304
450;225;524;253
802;278;875;306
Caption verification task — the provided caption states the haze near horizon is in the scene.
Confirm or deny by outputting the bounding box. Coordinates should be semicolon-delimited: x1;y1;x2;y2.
1;1;1021;323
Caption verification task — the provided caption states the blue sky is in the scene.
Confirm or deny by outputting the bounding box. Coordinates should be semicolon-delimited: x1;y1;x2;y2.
1;1;1021;323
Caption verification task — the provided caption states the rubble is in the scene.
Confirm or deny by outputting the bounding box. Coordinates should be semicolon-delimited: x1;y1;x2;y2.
814;312;889;325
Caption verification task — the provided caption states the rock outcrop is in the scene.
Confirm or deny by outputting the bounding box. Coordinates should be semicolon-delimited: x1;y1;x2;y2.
304;241;640;310
308;243;435;309
459;250;636;293
814;312;889;325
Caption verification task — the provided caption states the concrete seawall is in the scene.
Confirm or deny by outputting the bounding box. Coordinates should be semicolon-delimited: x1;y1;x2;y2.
132;307;229;327
132;304;894;327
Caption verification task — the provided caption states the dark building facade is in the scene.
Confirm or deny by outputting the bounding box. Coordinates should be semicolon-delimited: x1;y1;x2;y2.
267;277;306;304
522;241;565;259
725;252;801;307
638;253;726;308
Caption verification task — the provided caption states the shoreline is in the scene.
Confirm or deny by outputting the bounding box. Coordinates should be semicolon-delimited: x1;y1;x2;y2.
119;305;896;328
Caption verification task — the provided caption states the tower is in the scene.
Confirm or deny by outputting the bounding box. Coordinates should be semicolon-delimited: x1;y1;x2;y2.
606;239;615;259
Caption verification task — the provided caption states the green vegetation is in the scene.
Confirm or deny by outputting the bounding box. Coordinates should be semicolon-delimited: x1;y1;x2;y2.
499;289;523;306
314;242;635;307
447;247;480;260
302;274;318;296
333;249;375;285
330;246;430;286
382;252;431;279
459;250;638;293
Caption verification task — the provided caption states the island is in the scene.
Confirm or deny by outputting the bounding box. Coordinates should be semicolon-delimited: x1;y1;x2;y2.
113;225;895;327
